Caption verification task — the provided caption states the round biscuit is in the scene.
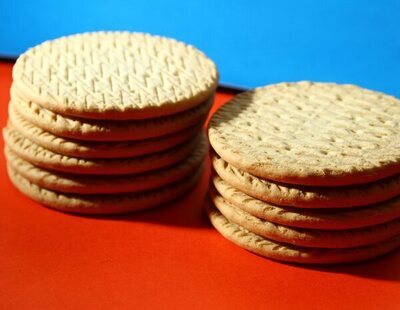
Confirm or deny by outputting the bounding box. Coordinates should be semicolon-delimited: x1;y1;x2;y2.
209;82;400;186
207;204;400;264
5;137;206;194
212;154;400;208
7;166;202;214
8;106;202;158
210;190;400;248
212;176;400;230
12;31;218;120
3;127;203;175
10;88;212;141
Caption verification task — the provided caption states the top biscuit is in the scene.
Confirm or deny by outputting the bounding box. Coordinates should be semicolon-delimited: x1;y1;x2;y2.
12;32;218;120
209;82;400;186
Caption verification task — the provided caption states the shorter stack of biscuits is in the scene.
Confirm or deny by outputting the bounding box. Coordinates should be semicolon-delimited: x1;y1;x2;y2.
3;32;218;214
208;82;400;264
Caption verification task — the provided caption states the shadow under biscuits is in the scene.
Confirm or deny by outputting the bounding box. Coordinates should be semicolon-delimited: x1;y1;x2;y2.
111;172;213;229
64;160;213;229
293;248;400;282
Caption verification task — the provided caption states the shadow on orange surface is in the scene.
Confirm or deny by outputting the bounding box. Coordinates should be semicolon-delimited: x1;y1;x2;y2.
70;161;213;229
284;249;400;282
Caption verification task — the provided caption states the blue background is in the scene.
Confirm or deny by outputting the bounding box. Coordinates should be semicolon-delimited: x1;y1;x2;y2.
1;0;399;96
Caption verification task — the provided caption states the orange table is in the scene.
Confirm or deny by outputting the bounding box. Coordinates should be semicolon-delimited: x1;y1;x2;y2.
1;62;399;310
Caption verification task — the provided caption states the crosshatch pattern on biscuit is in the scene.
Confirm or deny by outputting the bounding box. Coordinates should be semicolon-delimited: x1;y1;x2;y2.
13;32;218;119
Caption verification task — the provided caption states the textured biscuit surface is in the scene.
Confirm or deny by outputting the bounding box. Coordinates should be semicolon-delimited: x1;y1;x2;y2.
12;32;218;120
213;176;400;230
8;107;201;158
212;155;400;208
10;89;212;141
207;204;400;264
3;127;202;175
5;137;206;193
209;82;400;186
211;191;400;248
7;166;202;214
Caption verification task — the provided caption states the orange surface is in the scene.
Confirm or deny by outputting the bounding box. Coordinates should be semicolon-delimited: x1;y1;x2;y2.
0;61;399;310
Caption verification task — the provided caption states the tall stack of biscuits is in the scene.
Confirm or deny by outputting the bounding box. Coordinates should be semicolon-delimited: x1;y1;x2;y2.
208;82;400;264
3;32;218;214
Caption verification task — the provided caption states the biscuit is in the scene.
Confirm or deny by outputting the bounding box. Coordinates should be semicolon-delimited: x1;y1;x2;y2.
3;127;202;175
210;190;400;248
212;176;400;230
212;155;400;208
10;89;212;141
8;107;201;158
12;32;218;120
5;137;206;193
7;166;202;214
208;82;400;186
207;203;400;264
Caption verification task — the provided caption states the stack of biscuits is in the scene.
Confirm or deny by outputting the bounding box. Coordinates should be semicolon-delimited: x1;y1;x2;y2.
3;32;218;214
208;82;400;264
